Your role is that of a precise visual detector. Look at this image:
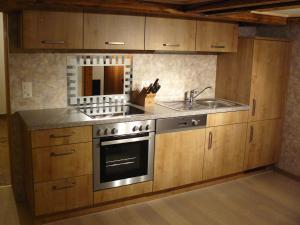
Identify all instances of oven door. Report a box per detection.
[93,132,155,191]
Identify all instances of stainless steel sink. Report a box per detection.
[158,99,240,111]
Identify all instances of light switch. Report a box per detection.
[22,82,32,98]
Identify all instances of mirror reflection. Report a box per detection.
[77,66,124,96]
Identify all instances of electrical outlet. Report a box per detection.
[22,82,32,98]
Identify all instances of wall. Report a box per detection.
[9,53,217,113]
[0,13,6,114]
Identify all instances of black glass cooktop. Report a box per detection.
[80,105,145,119]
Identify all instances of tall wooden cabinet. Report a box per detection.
[216,37,290,170]
[153,129,206,191]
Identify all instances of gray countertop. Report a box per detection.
[18,102,249,131]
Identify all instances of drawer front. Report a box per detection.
[94,181,153,204]
[33,142,92,182]
[207,111,249,127]
[34,175,93,216]
[31,126,92,148]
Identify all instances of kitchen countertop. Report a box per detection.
[18,102,249,131]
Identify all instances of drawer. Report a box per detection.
[34,175,93,216]
[94,181,153,204]
[31,126,92,148]
[33,142,92,182]
[207,111,249,127]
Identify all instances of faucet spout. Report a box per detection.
[186,86,213,104]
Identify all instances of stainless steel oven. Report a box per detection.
[93,120,155,191]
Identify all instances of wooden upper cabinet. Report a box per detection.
[22,10,83,49]
[244,119,282,170]
[145,17,196,51]
[250,39,290,121]
[196,21,238,52]
[84,14,145,50]
[153,129,205,191]
[203,123,247,180]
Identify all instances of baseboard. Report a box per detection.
[274,167,300,181]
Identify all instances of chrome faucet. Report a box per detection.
[186,86,213,104]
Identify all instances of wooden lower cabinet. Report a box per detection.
[203,123,247,180]
[153,129,206,191]
[94,181,153,204]
[244,119,282,170]
[34,175,93,216]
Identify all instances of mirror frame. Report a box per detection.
[67,54,133,106]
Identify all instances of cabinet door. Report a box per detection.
[203,123,247,180]
[153,129,205,191]
[245,119,282,170]
[196,21,238,52]
[23,10,83,49]
[250,40,290,121]
[145,17,196,51]
[84,14,145,50]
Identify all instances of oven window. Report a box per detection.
[100,136,149,183]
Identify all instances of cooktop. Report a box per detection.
[79,104,145,119]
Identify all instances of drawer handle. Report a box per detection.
[105,41,125,45]
[211,45,225,49]
[208,131,213,150]
[249,126,254,143]
[252,99,256,116]
[49,132,75,139]
[41,40,65,44]
[52,181,76,191]
[163,43,180,47]
[50,149,75,157]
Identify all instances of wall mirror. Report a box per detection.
[67,55,133,106]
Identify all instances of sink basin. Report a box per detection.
[158,99,240,111]
[196,99,238,108]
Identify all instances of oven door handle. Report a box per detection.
[101,136,151,146]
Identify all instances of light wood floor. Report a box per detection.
[1,171,300,225]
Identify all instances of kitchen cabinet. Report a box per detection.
[84,14,145,50]
[196,21,238,53]
[153,129,205,191]
[0,117,10,185]
[244,119,282,170]
[145,17,196,51]
[24,125,93,216]
[216,37,290,121]
[203,123,247,180]
[22,10,83,49]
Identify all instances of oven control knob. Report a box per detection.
[139,125,144,131]
[132,126,139,132]
[111,128,118,134]
[104,128,110,135]
[97,129,101,136]
[145,125,150,131]
[192,119,199,126]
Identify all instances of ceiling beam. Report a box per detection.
[184,0,300,14]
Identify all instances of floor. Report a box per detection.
[1,171,300,225]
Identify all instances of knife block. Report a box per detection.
[131,89,156,107]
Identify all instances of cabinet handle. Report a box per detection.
[105,41,125,45]
[208,131,213,150]
[52,181,76,191]
[249,126,254,143]
[0,138,7,143]
[211,45,225,49]
[41,40,65,44]
[163,43,180,47]
[252,99,256,116]
[49,132,75,139]
[50,149,75,157]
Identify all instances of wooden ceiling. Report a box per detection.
[2,0,300,25]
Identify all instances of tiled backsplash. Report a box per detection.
[9,53,217,112]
